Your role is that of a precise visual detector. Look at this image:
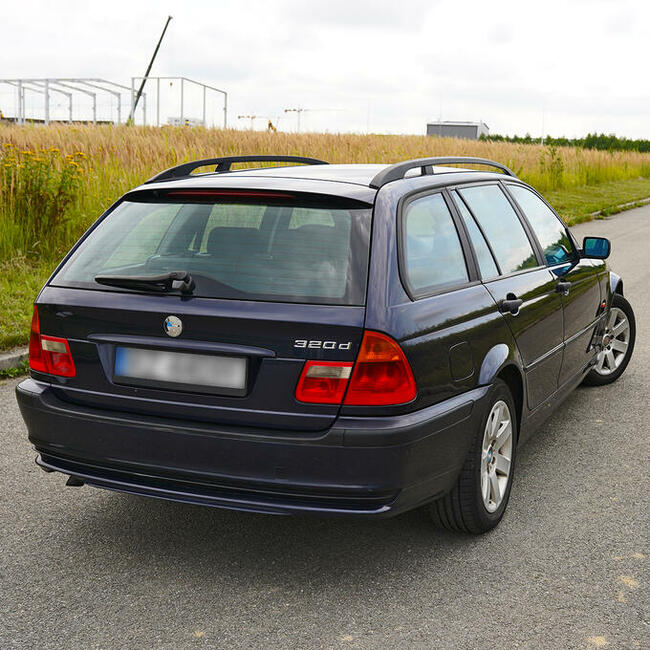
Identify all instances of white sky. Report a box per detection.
[1,0,648,137]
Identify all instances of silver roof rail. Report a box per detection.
[369,157,517,189]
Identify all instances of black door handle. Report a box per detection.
[556,281,572,295]
[500,295,524,315]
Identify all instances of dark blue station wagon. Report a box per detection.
[16,156,636,533]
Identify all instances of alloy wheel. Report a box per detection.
[594,307,630,376]
[481,400,513,513]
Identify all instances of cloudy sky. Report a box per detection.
[1,0,648,137]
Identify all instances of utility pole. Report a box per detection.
[128,15,172,123]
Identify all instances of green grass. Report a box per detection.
[0,359,29,379]
[545,177,650,224]
[0,258,52,350]
[1,177,649,352]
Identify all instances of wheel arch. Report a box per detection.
[496,364,524,441]
[610,271,623,296]
[478,343,524,439]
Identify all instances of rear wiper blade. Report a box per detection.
[94,271,195,294]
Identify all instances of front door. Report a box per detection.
[555,260,602,384]
[455,184,564,409]
[503,183,603,385]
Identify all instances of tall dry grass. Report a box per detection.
[1,123,650,260]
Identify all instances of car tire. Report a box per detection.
[583,293,636,387]
[430,379,517,535]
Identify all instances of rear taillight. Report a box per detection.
[28,306,47,373]
[295,331,416,406]
[344,331,416,406]
[295,361,353,404]
[28,306,76,377]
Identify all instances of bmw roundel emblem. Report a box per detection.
[164,315,183,338]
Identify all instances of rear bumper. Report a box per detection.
[16,378,488,517]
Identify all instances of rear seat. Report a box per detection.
[207,227,263,262]
[205,223,349,298]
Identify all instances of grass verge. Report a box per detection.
[545,177,650,224]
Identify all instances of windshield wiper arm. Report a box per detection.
[94,271,195,294]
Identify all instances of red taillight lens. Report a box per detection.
[295,361,353,404]
[28,306,47,373]
[41,336,76,377]
[28,306,76,377]
[344,331,416,406]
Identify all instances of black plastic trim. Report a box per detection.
[145,156,329,184]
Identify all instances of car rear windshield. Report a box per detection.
[52,195,372,305]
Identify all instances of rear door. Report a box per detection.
[454,184,564,410]
[38,190,373,432]
[504,183,602,384]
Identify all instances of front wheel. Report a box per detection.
[583,293,635,386]
[430,379,517,534]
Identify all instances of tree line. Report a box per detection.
[480,132,650,153]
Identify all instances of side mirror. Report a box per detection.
[582,236,611,260]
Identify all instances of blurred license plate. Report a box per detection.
[114,347,247,393]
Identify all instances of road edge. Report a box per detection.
[0,348,28,372]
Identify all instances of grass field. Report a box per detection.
[1,123,650,351]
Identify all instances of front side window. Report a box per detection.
[458,185,538,275]
[507,184,575,266]
[403,193,468,294]
[52,197,371,305]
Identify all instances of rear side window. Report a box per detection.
[402,193,469,295]
[452,191,500,280]
[507,184,575,266]
[458,185,538,275]
[53,197,372,306]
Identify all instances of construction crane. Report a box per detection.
[283,107,343,133]
[237,114,270,130]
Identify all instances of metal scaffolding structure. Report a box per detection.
[0,77,228,127]
[130,76,227,128]
[0,78,138,125]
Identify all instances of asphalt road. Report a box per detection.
[1,207,648,650]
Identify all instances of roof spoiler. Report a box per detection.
[369,157,517,189]
[145,155,329,184]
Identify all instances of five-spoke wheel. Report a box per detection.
[480,400,513,513]
[584,293,636,386]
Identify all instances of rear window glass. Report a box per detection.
[452,191,500,280]
[52,198,372,305]
[458,185,538,275]
[403,193,469,294]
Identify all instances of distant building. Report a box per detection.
[167,116,205,128]
[427,121,490,140]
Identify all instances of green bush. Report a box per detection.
[0,144,85,259]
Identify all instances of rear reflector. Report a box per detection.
[344,331,416,406]
[28,305,76,377]
[295,361,353,404]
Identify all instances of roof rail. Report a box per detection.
[369,157,516,189]
[145,155,328,184]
